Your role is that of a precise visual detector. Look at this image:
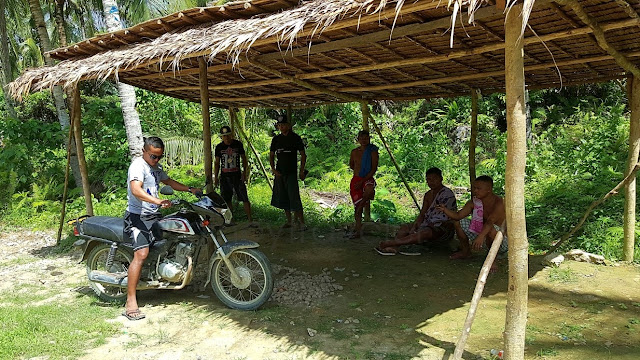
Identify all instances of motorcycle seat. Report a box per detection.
[80,216,125,243]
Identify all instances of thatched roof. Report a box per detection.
[9,0,640,108]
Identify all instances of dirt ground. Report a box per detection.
[2,224,640,360]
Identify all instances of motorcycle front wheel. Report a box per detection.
[86,243,132,303]
[211,248,273,310]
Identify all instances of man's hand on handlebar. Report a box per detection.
[160,199,172,208]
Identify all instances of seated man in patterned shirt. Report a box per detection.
[375,167,457,255]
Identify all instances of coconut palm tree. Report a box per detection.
[27,0,83,187]
[0,0,17,118]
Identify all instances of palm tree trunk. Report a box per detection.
[28,0,83,188]
[102,0,143,159]
[0,0,17,119]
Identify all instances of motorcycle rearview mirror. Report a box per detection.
[160,186,174,195]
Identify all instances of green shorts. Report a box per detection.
[271,172,303,211]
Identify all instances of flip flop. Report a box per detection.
[281,223,292,229]
[398,249,421,256]
[122,308,146,321]
[374,246,397,256]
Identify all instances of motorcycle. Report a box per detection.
[71,186,273,310]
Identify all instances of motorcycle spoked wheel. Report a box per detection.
[211,248,274,310]
[85,243,132,303]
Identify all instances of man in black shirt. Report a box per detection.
[214,126,254,223]
[269,115,307,229]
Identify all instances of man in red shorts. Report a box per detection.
[348,130,379,238]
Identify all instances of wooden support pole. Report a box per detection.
[71,85,93,216]
[453,226,506,359]
[230,108,273,191]
[504,5,528,359]
[367,111,421,211]
[360,102,370,131]
[469,89,479,186]
[624,76,640,261]
[199,58,214,194]
[286,105,293,126]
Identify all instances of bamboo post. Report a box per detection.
[199,57,214,194]
[624,76,640,261]
[360,101,370,131]
[71,85,93,216]
[56,107,75,244]
[452,226,506,359]
[230,108,273,190]
[504,5,528,359]
[360,102,371,221]
[286,105,293,126]
[469,89,479,186]
[367,111,421,210]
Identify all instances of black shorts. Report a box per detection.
[270,172,303,211]
[220,172,250,203]
[123,211,162,252]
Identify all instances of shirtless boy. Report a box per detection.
[436,175,507,272]
[348,130,378,238]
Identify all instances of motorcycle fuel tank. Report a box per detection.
[158,217,195,235]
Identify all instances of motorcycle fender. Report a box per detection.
[204,240,259,288]
[79,238,116,263]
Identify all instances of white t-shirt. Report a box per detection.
[126,157,169,215]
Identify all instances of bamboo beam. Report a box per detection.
[554,0,640,78]
[71,85,93,216]
[469,89,479,186]
[624,76,640,261]
[210,90,319,102]
[230,107,273,190]
[199,58,214,194]
[124,15,640,84]
[503,5,528,360]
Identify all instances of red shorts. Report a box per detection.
[350,176,376,206]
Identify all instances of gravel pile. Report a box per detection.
[270,264,343,306]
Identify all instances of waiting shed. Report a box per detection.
[9,1,640,358]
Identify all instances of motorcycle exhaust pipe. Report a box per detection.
[89,270,128,287]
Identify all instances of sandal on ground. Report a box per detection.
[281,223,292,229]
[344,231,360,239]
[398,245,422,256]
[298,224,309,232]
[122,308,146,321]
[374,246,397,256]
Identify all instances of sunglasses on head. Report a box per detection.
[149,153,164,160]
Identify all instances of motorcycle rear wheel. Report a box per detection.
[211,248,273,310]
[86,243,132,303]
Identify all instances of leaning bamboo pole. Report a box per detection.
[230,108,273,190]
[624,76,640,261]
[469,89,479,186]
[71,85,93,216]
[367,111,421,210]
[56,106,76,244]
[503,5,528,359]
[360,101,370,131]
[452,225,506,359]
[199,58,214,194]
[548,161,640,253]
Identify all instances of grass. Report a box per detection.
[0,291,120,359]
[548,266,578,283]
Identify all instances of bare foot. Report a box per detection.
[449,251,472,260]
[347,231,360,239]
[489,262,499,274]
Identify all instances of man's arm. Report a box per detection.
[162,178,200,195]
[241,154,249,183]
[438,200,473,221]
[298,149,307,180]
[269,151,280,177]
[411,192,431,230]
[349,149,356,171]
[213,156,221,187]
[130,180,170,208]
